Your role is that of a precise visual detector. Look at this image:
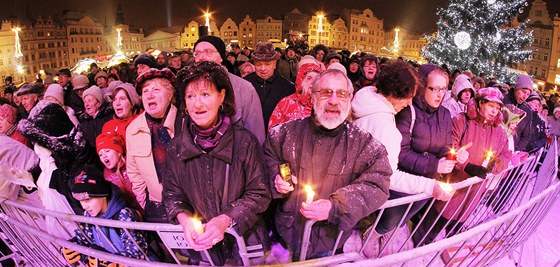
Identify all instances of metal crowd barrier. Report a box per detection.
[0,140,557,266]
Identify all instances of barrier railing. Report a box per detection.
[0,140,557,266]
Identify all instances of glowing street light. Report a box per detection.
[204,12,211,34]
[317,12,324,44]
[392,27,400,54]
[16,65,24,74]
[116,28,123,52]
[12,27,23,58]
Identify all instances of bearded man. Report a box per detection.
[264,69,391,259]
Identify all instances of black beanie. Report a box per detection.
[134,53,158,68]
[195,35,226,61]
[71,165,111,201]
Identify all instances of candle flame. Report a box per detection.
[191,218,203,234]
[449,148,456,154]
[486,151,493,157]
[440,182,454,193]
[304,185,314,194]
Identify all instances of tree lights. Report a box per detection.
[422,0,533,82]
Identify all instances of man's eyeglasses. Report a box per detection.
[193,49,218,58]
[428,86,447,93]
[315,89,352,100]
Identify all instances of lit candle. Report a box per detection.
[191,218,204,235]
[481,151,493,168]
[447,148,457,160]
[439,182,454,194]
[304,185,315,204]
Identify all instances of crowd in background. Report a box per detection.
[0,35,557,265]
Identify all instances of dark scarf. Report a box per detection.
[146,112,172,183]
[188,114,231,151]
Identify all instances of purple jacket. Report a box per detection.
[396,95,453,179]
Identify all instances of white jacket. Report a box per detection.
[352,86,435,195]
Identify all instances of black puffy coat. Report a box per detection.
[396,95,453,179]
[78,102,114,152]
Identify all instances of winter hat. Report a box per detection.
[43,84,65,105]
[114,82,141,107]
[134,53,158,68]
[44,75,54,85]
[135,68,175,94]
[0,104,16,125]
[526,91,541,102]
[18,100,81,155]
[82,86,105,104]
[477,87,504,105]
[515,74,533,91]
[94,71,108,81]
[16,83,42,96]
[327,62,347,75]
[251,42,279,62]
[554,106,560,115]
[325,51,342,63]
[298,55,321,69]
[72,75,90,90]
[96,132,125,154]
[452,74,474,98]
[71,165,111,201]
[56,68,72,77]
[194,35,226,61]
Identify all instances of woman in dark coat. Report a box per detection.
[163,61,271,265]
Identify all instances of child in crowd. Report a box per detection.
[96,132,142,212]
[62,165,149,266]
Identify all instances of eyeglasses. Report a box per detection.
[193,49,218,58]
[315,89,352,100]
[428,86,447,93]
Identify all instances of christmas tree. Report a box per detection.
[422,0,533,82]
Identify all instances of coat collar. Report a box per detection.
[176,117,234,164]
[129,105,177,138]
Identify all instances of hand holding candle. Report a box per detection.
[447,148,457,160]
[191,218,204,235]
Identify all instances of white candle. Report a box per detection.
[191,218,204,235]
[481,151,493,168]
[304,185,315,204]
[440,182,454,193]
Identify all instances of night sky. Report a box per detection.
[1,0,560,35]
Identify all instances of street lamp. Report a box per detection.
[317,12,324,45]
[204,12,211,34]
[116,28,123,53]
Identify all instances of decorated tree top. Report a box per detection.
[422,0,533,82]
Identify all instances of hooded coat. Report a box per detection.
[352,86,436,195]
[71,187,148,262]
[503,90,543,152]
[264,116,391,259]
[268,63,322,130]
[441,74,474,118]
[396,95,453,179]
[435,99,511,222]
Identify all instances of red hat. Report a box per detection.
[0,104,16,125]
[478,87,504,105]
[95,132,125,154]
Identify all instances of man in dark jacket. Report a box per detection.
[57,68,85,119]
[503,74,544,153]
[245,42,295,132]
[264,69,391,259]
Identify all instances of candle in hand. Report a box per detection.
[439,182,454,193]
[447,148,457,160]
[304,185,315,204]
[481,150,493,168]
[191,218,204,235]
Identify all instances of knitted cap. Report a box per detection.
[0,104,16,125]
[526,91,541,102]
[72,75,90,90]
[327,62,347,75]
[114,82,141,107]
[44,84,65,105]
[71,165,111,201]
[134,53,158,68]
[478,87,503,105]
[194,35,226,61]
[515,74,533,91]
[82,86,105,104]
[96,132,125,154]
[251,42,279,61]
[94,71,108,81]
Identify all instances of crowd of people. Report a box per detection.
[0,34,556,265]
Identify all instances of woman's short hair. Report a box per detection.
[376,60,421,99]
[176,61,236,118]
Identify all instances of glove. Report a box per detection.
[464,163,488,179]
[62,247,82,265]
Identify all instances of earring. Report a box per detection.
[184,107,189,116]
[219,104,224,111]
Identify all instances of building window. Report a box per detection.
[536,10,542,17]
[544,53,549,61]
